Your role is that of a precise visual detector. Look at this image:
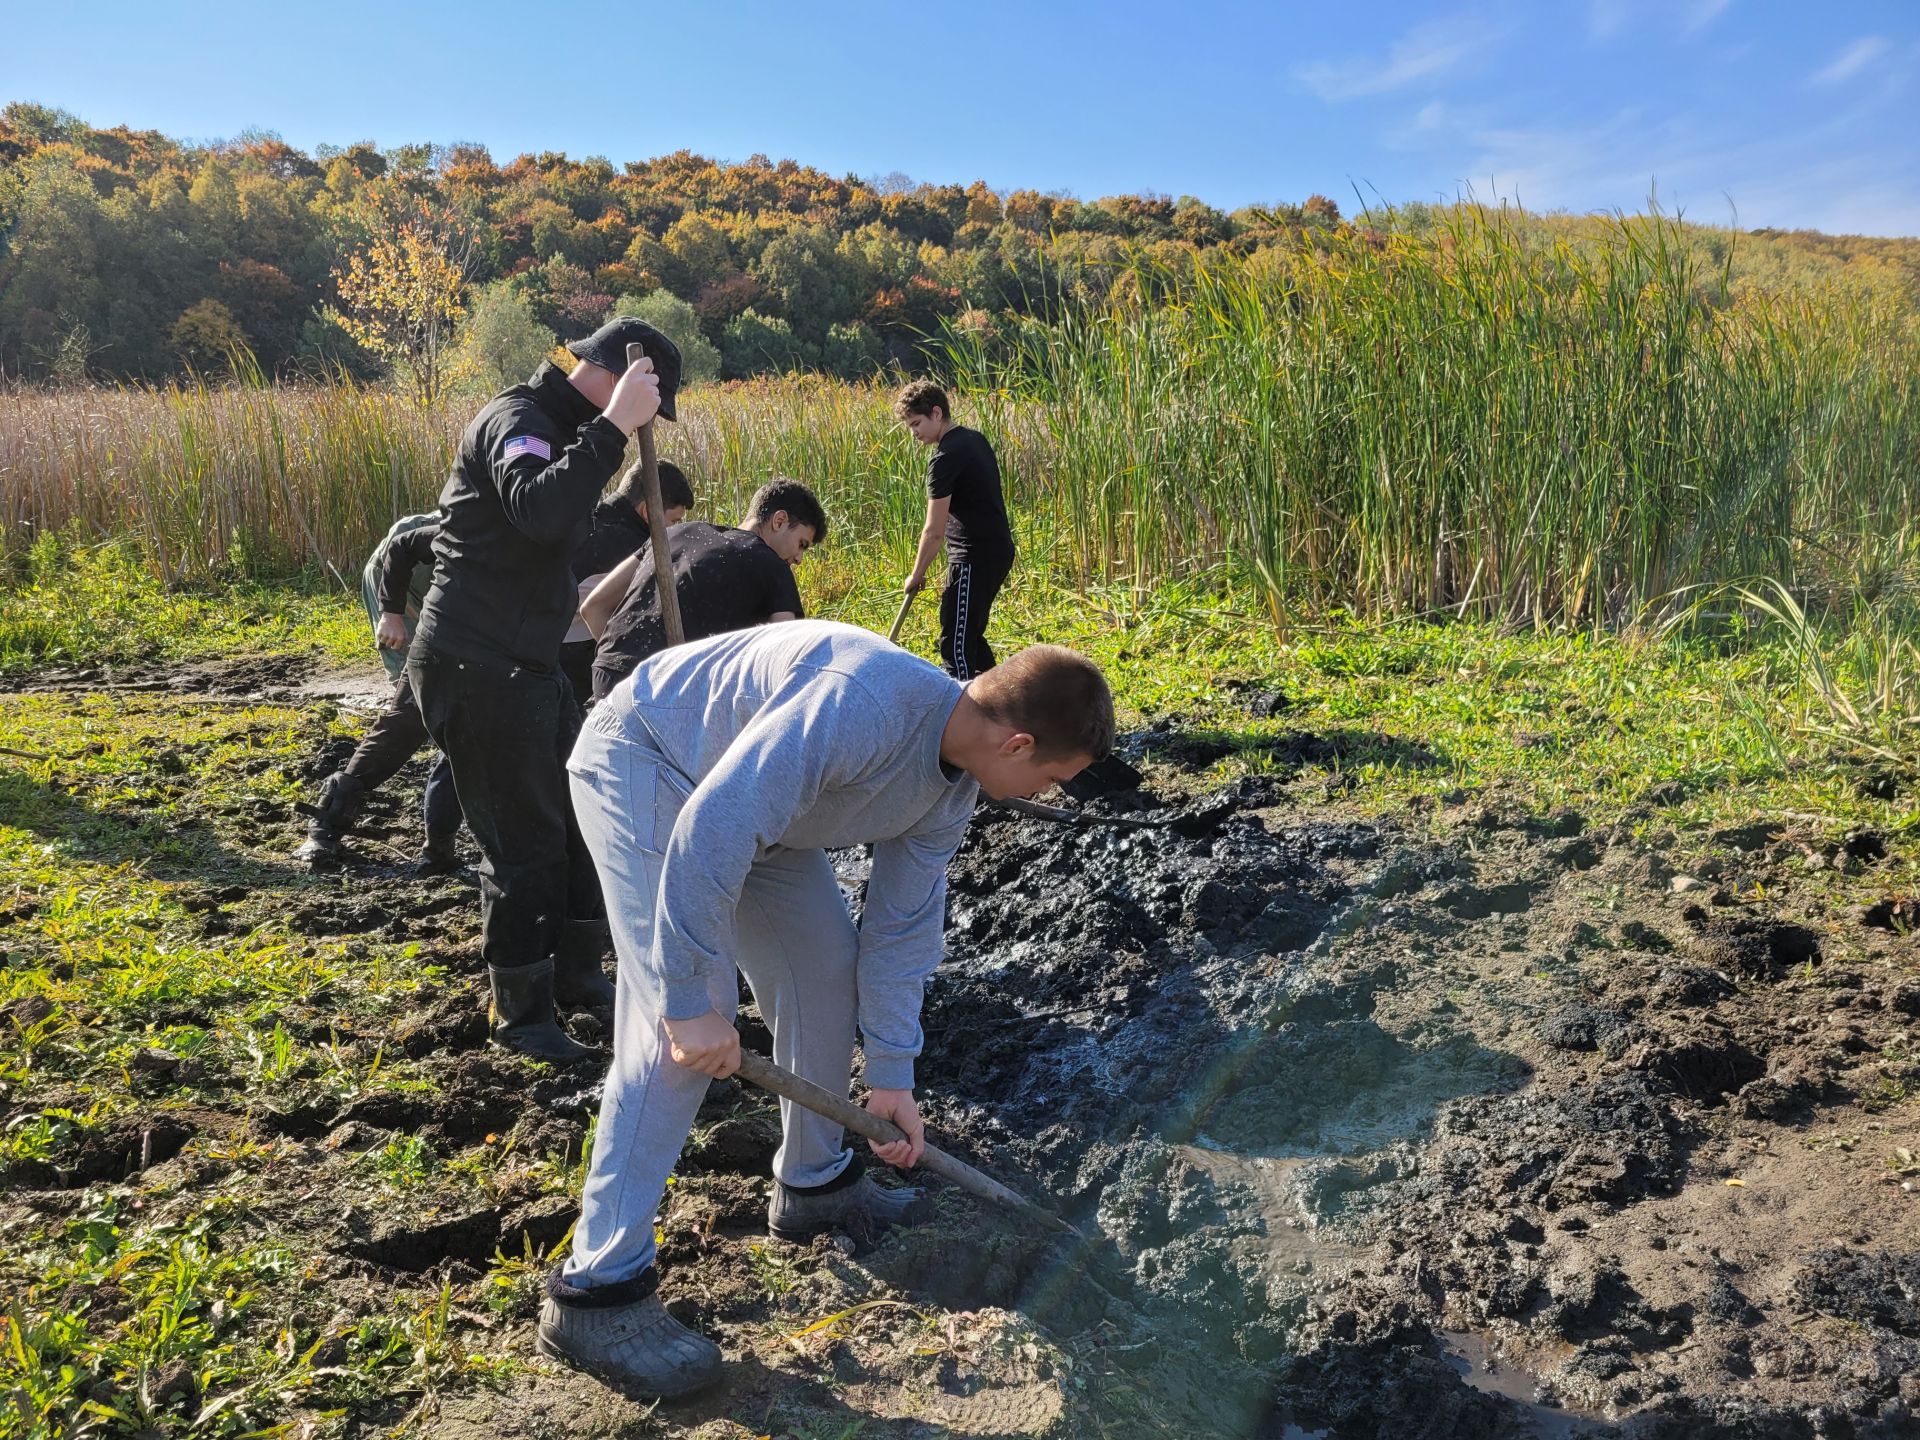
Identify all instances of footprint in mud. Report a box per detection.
[1439,879,1540,920]
[1,1111,199,1189]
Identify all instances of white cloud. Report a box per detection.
[1590,0,1729,41]
[1809,36,1890,87]
[1295,16,1501,101]
[1682,0,1732,35]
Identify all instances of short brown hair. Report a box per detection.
[892,379,951,421]
[970,646,1115,761]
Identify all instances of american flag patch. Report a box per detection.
[501,434,552,463]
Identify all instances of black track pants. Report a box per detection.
[341,673,463,835]
[408,649,600,970]
[937,551,1013,681]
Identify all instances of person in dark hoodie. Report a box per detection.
[407,318,681,1062]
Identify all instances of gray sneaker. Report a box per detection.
[536,1270,721,1399]
[768,1165,924,1244]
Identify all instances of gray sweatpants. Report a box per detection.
[562,709,857,1287]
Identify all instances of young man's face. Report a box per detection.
[761,513,818,567]
[971,741,1092,803]
[902,407,945,446]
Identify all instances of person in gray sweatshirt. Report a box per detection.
[537,618,1114,1397]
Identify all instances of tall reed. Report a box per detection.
[948,205,1920,628]
[3,205,1914,632]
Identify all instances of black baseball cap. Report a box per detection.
[566,318,683,421]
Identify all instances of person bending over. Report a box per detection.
[295,513,463,871]
[537,620,1114,1397]
[581,477,825,702]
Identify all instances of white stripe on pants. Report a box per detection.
[562,714,857,1286]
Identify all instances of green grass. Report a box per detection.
[2,540,1917,1438]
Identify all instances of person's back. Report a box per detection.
[359,512,440,682]
[588,478,826,700]
[593,522,801,698]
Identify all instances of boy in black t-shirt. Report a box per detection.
[580,478,825,700]
[895,381,1015,679]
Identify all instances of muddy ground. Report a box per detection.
[4,661,1919,1439]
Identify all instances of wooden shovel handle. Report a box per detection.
[625,341,685,648]
[731,1050,1079,1237]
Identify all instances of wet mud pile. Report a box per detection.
[884,739,1920,1438]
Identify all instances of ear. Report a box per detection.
[769,510,791,533]
[995,731,1036,760]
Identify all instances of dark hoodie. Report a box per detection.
[410,362,628,670]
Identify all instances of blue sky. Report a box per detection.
[4,1,1916,235]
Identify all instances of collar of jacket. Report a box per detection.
[529,360,604,433]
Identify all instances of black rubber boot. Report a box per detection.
[294,772,366,865]
[488,959,595,1062]
[536,1268,721,1398]
[554,919,617,1009]
[768,1159,925,1243]
[413,828,461,877]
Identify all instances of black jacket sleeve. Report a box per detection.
[486,412,630,546]
[376,524,441,614]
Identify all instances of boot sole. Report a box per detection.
[534,1328,722,1399]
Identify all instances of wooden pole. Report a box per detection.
[732,1050,1080,1238]
[625,341,685,648]
[886,591,916,645]
[998,796,1171,831]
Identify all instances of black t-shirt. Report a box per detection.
[592,522,805,699]
[927,425,1013,561]
[572,497,652,583]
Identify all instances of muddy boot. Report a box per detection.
[488,959,594,1063]
[768,1160,924,1243]
[536,1268,721,1398]
[554,919,617,1009]
[293,772,366,865]
[413,828,461,877]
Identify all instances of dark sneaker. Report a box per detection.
[536,1269,721,1399]
[768,1164,924,1243]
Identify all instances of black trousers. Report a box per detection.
[557,639,597,712]
[408,648,601,970]
[342,673,462,835]
[938,551,1014,681]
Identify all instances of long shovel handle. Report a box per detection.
[625,341,685,648]
[731,1050,1079,1238]
[999,796,1172,831]
[886,590,917,645]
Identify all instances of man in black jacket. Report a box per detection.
[408,319,680,1062]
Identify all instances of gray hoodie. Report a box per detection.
[580,619,979,1090]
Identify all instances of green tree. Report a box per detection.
[452,280,556,393]
[819,320,884,379]
[720,308,811,378]
[609,290,720,385]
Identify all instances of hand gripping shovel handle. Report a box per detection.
[886,590,916,645]
[731,1049,1080,1238]
[625,341,685,648]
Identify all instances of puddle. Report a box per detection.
[1441,1331,1609,1439]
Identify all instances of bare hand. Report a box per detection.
[663,1010,740,1078]
[864,1087,925,1168]
[604,357,662,434]
[373,612,408,650]
[902,573,926,597]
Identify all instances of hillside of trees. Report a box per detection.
[3,100,1916,393]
